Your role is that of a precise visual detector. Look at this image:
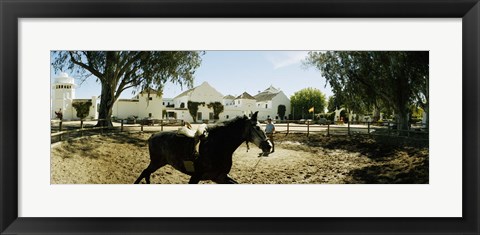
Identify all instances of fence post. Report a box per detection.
[307,121,310,137]
[327,123,330,136]
[348,121,351,136]
[141,122,144,132]
[59,121,63,141]
[161,120,164,131]
[80,119,84,137]
[121,120,124,132]
[286,120,289,135]
[367,122,370,135]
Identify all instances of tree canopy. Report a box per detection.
[72,101,92,120]
[207,102,224,120]
[51,51,203,126]
[304,51,428,130]
[277,104,286,120]
[187,101,205,123]
[290,88,327,120]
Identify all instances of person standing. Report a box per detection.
[265,118,275,153]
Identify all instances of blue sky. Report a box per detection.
[50,51,333,100]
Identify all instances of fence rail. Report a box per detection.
[273,120,428,140]
[50,118,187,143]
[51,119,428,143]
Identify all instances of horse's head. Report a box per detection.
[244,111,272,155]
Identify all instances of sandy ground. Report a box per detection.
[51,132,428,184]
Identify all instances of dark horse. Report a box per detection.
[134,111,272,184]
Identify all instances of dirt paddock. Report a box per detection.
[51,132,428,184]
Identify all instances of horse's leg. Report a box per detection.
[226,175,238,184]
[213,175,238,184]
[188,173,201,184]
[134,161,164,184]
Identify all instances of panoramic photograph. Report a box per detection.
[50,51,429,184]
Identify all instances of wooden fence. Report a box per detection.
[51,118,428,143]
[50,118,184,143]
[271,120,428,140]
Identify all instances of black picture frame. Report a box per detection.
[1,0,478,234]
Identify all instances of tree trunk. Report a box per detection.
[96,82,115,127]
[397,108,409,131]
[395,57,411,132]
[373,107,380,122]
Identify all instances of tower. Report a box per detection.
[51,73,76,120]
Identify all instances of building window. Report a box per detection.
[197,112,202,121]
[180,103,185,108]
[149,113,152,118]
[209,112,214,120]
[265,104,268,109]
[162,102,165,105]
[149,97,153,100]
[226,115,229,119]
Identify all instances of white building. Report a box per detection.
[168,82,224,122]
[166,83,291,123]
[51,73,98,120]
[233,92,256,109]
[112,88,164,120]
[253,86,291,120]
[52,73,292,123]
[222,95,235,106]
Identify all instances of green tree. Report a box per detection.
[207,102,224,120]
[51,51,203,127]
[187,101,204,123]
[304,51,428,130]
[72,101,92,120]
[327,96,336,113]
[290,88,327,120]
[277,105,286,120]
[162,109,167,119]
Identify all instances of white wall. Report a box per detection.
[51,84,75,120]
[90,97,98,119]
[174,96,189,109]
[138,93,163,119]
[174,110,190,121]
[113,100,139,119]
[189,82,223,103]
[222,108,248,121]
[271,92,291,119]
[223,98,234,106]
[162,98,174,107]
